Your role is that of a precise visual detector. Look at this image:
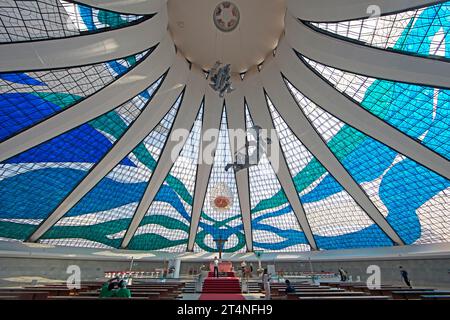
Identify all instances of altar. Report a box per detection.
[209,261,233,273]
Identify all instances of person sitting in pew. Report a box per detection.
[285,280,296,294]
[115,280,131,298]
[100,282,114,298]
[399,266,412,288]
[100,277,120,298]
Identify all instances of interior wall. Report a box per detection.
[1,256,449,289]
[275,258,450,289]
[0,257,165,287]
[180,258,450,289]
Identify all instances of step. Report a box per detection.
[202,277,241,294]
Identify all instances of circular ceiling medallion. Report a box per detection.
[168,0,286,73]
[213,1,240,32]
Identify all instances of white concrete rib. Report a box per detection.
[225,79,253,252]
[26,53,190,242]
[275,38,450,180]
[0,7,167,72]
[285,14,450,89]
[187,87,224,251]
[0,34,175,163]
[121,67,206,248]
[73,0,167,15]
[288,0,444,22]
[244,70,319,250]
[259,60,405,246]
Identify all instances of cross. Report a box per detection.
[213,237,227,260]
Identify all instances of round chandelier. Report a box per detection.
[210,183,234,212]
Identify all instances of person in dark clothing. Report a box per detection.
[213,256,220,278]
[115,279,132,298]
[100,277,120,298]
[107,276,120,291]
[285,280,296,294]
[399,266,412,288]
[338,268,347,282]
[100,282,113,298]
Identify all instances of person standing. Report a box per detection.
[262,268,272,300]
[285,279,296,294]
[240,261,247,278]
[338,268,347,282]
[399,266,412,288]
[213,256,220,278]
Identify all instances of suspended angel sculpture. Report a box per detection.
[225,125,272,173]
[209,61,234,97]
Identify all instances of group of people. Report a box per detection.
[260,269,296,300]
[99,276,131,298]
[338,266,412,288]
[240,261,254,280]
[211,257,256,279]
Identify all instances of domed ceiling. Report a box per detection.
[0,0,449,253]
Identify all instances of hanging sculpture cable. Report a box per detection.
[225,125,272,172]
[208,62,234,98]
[208,8,235,98]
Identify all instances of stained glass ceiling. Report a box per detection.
[0,0,449,253]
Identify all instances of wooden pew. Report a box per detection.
[125,286,182,298]
[79,291,160,300]
[128,284,183,292]
[277,288,344,294]
[392,290,450,300]
[131,288,172,298]
[19,287,76,296]
[351,285,409,292]
[287,291,368,300]
[48,296,150,301]
[0,296,19,300]
[0,290,49,300]
[35,281,185,300]
[320,282,365,288]
[421,295,450,300]
[364,287,434,296]
[298,296,390,301]
[79,288,172,300]
[271,285,331,296]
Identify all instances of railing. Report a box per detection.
[104,269,172,279]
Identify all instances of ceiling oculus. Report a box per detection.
[213,1,240,32]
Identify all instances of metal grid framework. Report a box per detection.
[193,107,246,253]
[301,56,450,161]
[286,80,450,246]
[38,78,165,248]
[0,50,150,141]
[267,94,393,249]
[39,91,182,248]
[0,77,163,242]
[246,106,310,252]
[0,0,144,43]
[0,0,449,253]
[310,2,450,58]
[128,105,204,252]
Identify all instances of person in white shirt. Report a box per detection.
[262,268,271,300]
[213,256,220,278]
[240,261,247,278]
